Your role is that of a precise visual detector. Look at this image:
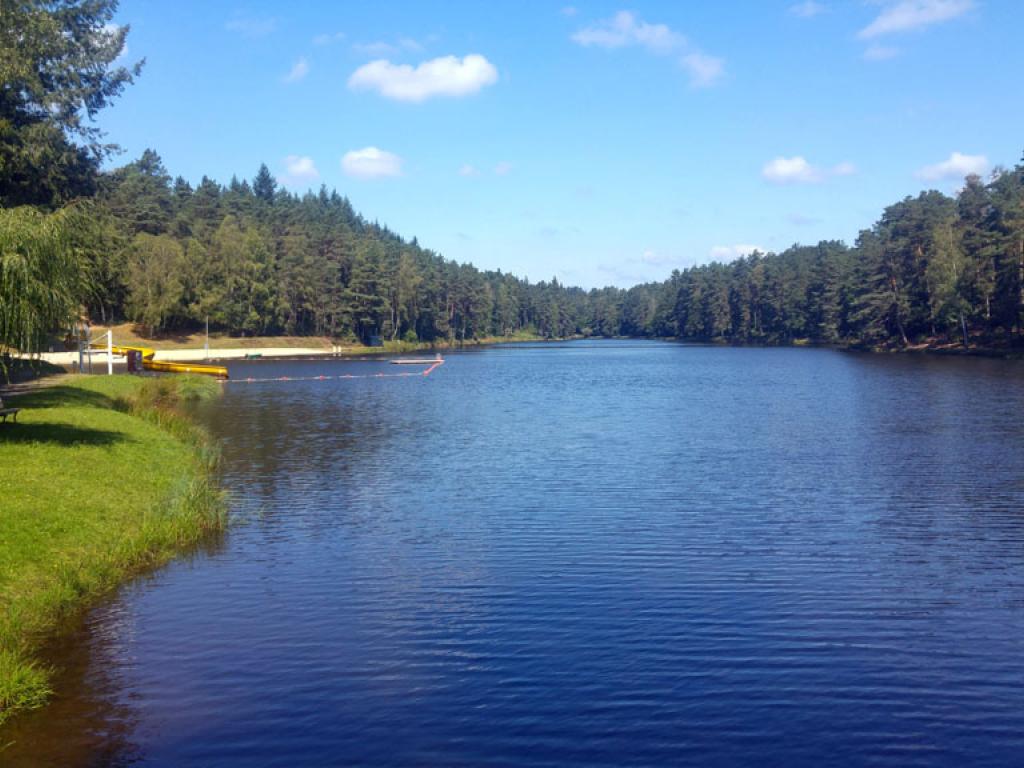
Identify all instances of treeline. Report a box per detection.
[86,152,1024,349]
[82,152,587,343]
[641,171,1024,347]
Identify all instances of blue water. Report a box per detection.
[6,341,1024,766]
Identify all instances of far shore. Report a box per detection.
[18,329,1024,371]
[21,326,548,368]
[33,346,338,366]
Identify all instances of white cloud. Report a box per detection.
[915,151,988,181]
[789,1,826,17]
[681,52,725,88]
[572,10,683,53]
[762,156,856,184]
[711,244,764,259]
[282,57,309,83]
[762,156,819,183]
[313,31,345,46]
[341,147,403,179]
[572,11,724,88]
[859,0,973,39]
[280,155,319,186]
[863,44,900,60]
[494,161,513,176]
[225,15,276,38]
[458,164,479,177]
[561,6,578,17]
[348,54,498,103]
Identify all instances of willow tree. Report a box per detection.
[0,206,89,364]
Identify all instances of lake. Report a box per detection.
[5,340,1024,766]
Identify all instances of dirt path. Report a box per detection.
[0,372,72,397]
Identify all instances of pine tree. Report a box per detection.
[0,0,142,206]
[253,163,276,203]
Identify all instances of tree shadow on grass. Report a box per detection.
[10,386,118,412]
[0,357,66,388]
[0,422,127,446]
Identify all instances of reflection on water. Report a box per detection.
[2,537,227,767]
[5,343,1024,766]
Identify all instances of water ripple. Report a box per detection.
[5,343,1024,767]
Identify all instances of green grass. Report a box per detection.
[0,374,225,727]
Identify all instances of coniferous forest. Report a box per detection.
[2,1,1023,353]
[14,149,1023,351]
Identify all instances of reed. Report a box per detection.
[0,374,226,727]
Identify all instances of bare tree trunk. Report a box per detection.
[889,276,908,346]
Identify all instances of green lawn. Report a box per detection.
[0,374,225,726]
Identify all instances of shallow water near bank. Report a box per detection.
[5,340,1024,766]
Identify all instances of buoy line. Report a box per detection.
[220,359,444,384]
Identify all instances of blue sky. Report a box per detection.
[101,1,1023,288]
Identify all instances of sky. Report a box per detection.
[100,0,1024,289]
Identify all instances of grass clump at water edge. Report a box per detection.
[0,374,226,727]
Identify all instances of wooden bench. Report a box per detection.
[0,396,20,424]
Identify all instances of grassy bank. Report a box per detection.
[0,374,225,726]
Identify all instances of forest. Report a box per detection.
[80,156,1024,349]
[16,147,1023,351]
[3,1,1024,354]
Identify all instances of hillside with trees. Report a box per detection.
[63,150,1024,352]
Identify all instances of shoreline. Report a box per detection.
[23,332,549,368]
[18,333,1024,374]
[0,375,226,728]
[661,336,1024,359]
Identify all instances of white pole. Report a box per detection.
[77,323,84,373]
[86,324,93,374]
[107,329,113,375]
[205,316,210,360]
